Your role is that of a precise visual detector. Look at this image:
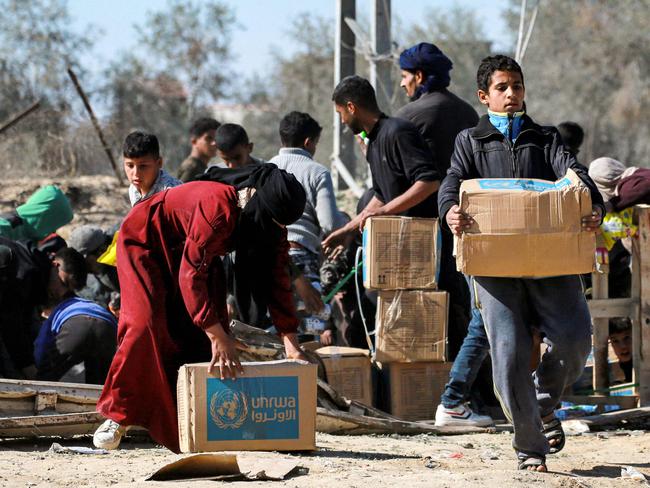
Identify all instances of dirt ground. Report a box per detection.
[0,430,649,487]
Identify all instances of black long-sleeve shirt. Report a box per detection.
[366,114,440,218]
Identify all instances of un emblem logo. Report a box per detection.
[209,390,249,429]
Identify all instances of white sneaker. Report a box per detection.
[93,419,128,449]
[434,403,494,427]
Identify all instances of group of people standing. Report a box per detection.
[1,39,644,474]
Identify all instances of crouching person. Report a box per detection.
[93,164,307,453]
[438,55,604,472]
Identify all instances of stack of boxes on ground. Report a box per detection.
[365,217,449,421]
[317,216,449,421]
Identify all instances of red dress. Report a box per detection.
[97,181,298,453]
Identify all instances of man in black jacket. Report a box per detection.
[438,55,603,472]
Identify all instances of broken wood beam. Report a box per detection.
[316,407,489,436]
[0,100,41,136]
[66,66,124,185]
[579,406,650,427]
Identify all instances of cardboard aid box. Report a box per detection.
[177,360,317,453]
[316,346,373,405]
[362,216,440,290]
[375,290,448,363]
[456,169,595,277]
[378,362,451,421]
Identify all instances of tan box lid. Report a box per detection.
[456,169,595,277]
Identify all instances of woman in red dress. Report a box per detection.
[94,164,306,452]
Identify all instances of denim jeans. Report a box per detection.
[440,275,490,408]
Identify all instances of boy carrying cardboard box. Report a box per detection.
[438,55,604,472]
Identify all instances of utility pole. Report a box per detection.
[332,0,358,191]
[370,0,392,114]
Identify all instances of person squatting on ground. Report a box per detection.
[0,239,87,379]
[124,131,182,207]
[438,55,604,472]
[33,249,117,385]
[177,117,221,183]
[93,163,307,453]
[0,185,73,244]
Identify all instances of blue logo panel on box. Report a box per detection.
[478,177,571,192]
[206,376,299,441]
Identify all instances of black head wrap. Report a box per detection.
[201,164,306,327]
[399,42,453,100]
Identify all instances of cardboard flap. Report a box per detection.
[146,454,304,482]
[146,454,241,481]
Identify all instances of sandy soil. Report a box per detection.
[0,430,648,487]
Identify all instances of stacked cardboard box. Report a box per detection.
[316,346,373,405]
[363,217,450,421]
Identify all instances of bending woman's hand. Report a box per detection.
[204,324,248,379]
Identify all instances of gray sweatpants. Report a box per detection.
[474,275,591,457]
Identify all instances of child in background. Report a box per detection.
[123,131,181,207]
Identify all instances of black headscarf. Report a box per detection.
[201,164,306,328]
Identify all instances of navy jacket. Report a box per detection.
[438,114,605,225]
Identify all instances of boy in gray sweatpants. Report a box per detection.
[438,55,604,472]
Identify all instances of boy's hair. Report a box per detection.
[332,75,379,112]
[609,317,632,335]
[215,123,250,152]
[190,117,221,139]
[476,55,524,92]
[557,122,585,151]
[54,247,87,291]
[279,111,322,147]
[123,131,160,159]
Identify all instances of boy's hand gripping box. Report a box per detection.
[456,169,595,277]
[362,216,440,290]
[177,360,317,452]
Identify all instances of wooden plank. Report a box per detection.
[636,207,650,405]
[579,406,650,427]
[592,271,610,395]
[0,378,102,398]
[562,395,638,412]
[316,407,489,436]
[0,412,103,438]
[588,298,639,318]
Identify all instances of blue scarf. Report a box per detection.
[488,110,525,141]
[33,297,117,368]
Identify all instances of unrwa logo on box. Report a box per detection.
[206,376,300,441]
[210,389,249,429]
